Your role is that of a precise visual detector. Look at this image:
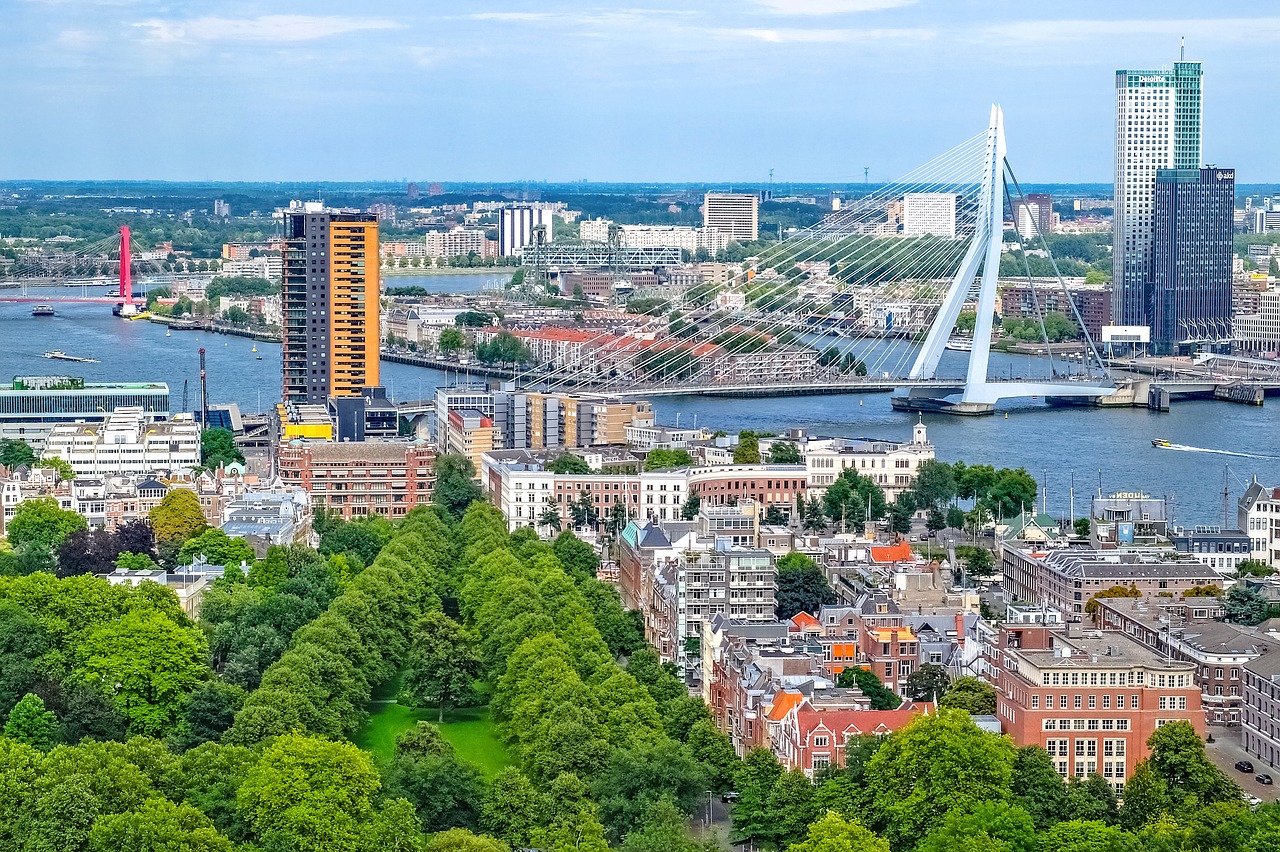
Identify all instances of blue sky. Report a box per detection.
[2,0,1277,183]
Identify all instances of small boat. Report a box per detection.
[251,344,257,353]
[31,304,55,317]
[166,328,171,337]
[1152,439,1172,448]
[42,350,98,363]
[945,337,974,352]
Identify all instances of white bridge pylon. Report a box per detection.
[897,105,1116,413]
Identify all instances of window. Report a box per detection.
[814,736,829,747]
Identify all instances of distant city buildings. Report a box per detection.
[43,407,200,477]
[703,193,759,242]
[1012,192,1054,238]
[1112,57,1203,328]
[1000,281,1113,341]
[281,203,380,405]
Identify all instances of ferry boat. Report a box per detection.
[945,337,974,352]
[1151,439,1172,448]
[31,304,56,317]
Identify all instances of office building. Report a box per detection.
[498,206,556,256]
[1112,58,1203,327]
[1242,653,1280,771]
[985,622,1203,789]
[1013,192,1054,238]
[43,407,201,477]
[703,193,759,242]
[0,376,169,450]
[902,192,958,239]
[282,203,380,405]
[277,439,435,520]
[1000,281,1113,341]
[1149,167,1234,351]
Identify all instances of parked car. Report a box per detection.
[1257,774,1273,786]
[1237,760,1255,773]
[721,791,740,803]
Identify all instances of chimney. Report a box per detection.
[955,611,966,649]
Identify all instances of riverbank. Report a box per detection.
[381,267,517,276]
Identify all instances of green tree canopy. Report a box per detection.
[644,449,693,471]
[938,676,998,715]
[434,454,483,520]
[775,552,836,620]
[6,497,87,553]
[149,489,208,547]
[3,692,59,750]
[200,428,244,468]
[401,612,482,722]
[178,528,255,569]
[548,453,591,475]
[835,667,901,711]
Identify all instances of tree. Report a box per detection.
[863,710,1016,848]
[438,327,466,355]
[3,692,59,750]
[1118,761,1169,829]
[904,663,951,702]
[179,528,255,569]
[1074,517,1091,538]
[569,491,600,530]
[149,489,208,550]
[592,740,705,843]
[823,470,886,531]
[913,460,957,510]
[73,609,209,736]
[1235,559,1275,578]
[171,681,246,751]
[426,829,509,852]
[116,551,160,571]
[434,454,483,520]
[89,797,234,852]
[1011,746,1069,831]
[57,526,119,576]
[775,552,836,619]
[236,733,381,852]
[481,768,544,848]
[620,796,700,852]
[768,440,801,464]
[6,496,87,552]
[0,438,36,469]
[680,493,701,520]
[200,428,244,468]
[553,530,599,583]
[964,547,995,579]
[786,811,890,852]
[925,508,946,533]
[401,613,481,722]
[734,431,761,464]
[385,729,486,833]
[1082,584,1141,615]
[644,449,693,471]
[938,676,997,715]
[40,455,75,482]
[1223,585,1271,625]
[1145,720,1239,807]
[915,801,1037,852]
[1065,774,1118,824]
[946,507,965,529]
[836,667,900,710]
[538,500,562,532]
[549,453,591,475]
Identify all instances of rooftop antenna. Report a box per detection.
[768,168,774,201]
[864,167,870,184]
[1180,36,1185,61]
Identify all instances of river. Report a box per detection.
[1,292,1274,526]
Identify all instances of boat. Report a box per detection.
[125,311,151,321]
[945,337,974,352]
[251,344,257,353]
[31,304,55,317]
[1152,439,1172,448]
[42,350,98,363]
[165,328,171,337]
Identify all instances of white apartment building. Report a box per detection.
[498,206,556,256]
[763,421,934,500]
[703,193,759,242]
[580,218,613,242]
[902,193,957,239]
[1240,479,1280,567]
[1232,290,1280,355]
[43,407,201,477]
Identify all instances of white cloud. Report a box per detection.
[718,25,931,43]
[135,14,401,44]
[754,0,915,15]
[983,17,1280,44]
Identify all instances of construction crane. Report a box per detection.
[199,347,209,427]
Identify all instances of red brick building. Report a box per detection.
[771,697,932,777]
[277,440,435,520]
[985,623,1203,789]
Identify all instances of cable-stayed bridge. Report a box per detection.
[503,106,1118,415]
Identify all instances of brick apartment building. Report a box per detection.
[277,439,435,520]
[985,622,1203,789]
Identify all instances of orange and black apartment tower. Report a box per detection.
[282,206,380,404]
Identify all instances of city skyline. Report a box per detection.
[4,0,1280,183]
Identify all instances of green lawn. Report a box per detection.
[355,700,511,778]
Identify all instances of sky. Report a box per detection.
[2,0,1277,184]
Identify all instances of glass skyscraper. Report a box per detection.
[1149,167,1235,351]
[1112,59,1203,328]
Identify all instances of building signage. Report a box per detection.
[1216,171,1234,181]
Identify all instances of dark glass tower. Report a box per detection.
[1148,167,1234,352]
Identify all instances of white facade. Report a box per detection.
[902,193,957,239]
[43,407,201,477]
[703,193,759,242]
[1240,480,1280,567]
[771,420,934,500]
[498,206,556,256]
[580,218,613,242]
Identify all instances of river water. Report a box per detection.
[1,285,1275,526]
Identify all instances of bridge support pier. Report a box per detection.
[890,396,995,416]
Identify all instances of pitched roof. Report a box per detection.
[789,612,821,632]
[870,541,914,563]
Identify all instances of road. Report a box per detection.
[1205,730,1279,801]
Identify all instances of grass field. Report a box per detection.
[356,701,511,778]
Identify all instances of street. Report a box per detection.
[1205,731,1279,802]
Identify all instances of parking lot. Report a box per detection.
[1205,732,1278,801]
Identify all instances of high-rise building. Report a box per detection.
[498,206,555,256]
[1148,167,1234,351]
[1112,59,1203,327]
[703,193,759,242]
[282,203,380,405]
[902,192,957,238]
[1013,192,1053,239]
